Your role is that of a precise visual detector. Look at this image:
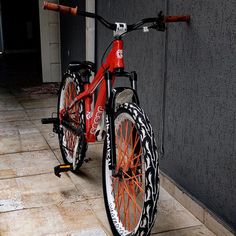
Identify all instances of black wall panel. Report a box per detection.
[163,0,236,230]
[60,0,85,73]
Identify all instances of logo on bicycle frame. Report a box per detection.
[90,106,104,134]
[86,111,92,120]
[116,49,123,59]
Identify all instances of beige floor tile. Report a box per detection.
[31,119,55,133]
[53,148,64,163]
[20,97,57,109]
[152,225,216,236]
[84,143,103,168]
[0,201,105,236]
[0,121,50,155]
[68,166,103,200]
[42,131,59,150]
[158,188,186,214]
[0,98,24,111]
[25,107,57,121]
[0,150,59,179]
[0,120,34,131]
[0,128,49,155]
[0,173,84,212]
[152,188,202,234]
[87,197,112,236]
[20,130,50,152]
[43,228,108,236]
[0,110,29,122]
[15,93,57,100]
[204,212,234,236]
[53,142,103,169]
[160,172,175,196]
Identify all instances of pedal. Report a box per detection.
[54,164,72,178]
[41,117,58,124]
[41,118,60,134]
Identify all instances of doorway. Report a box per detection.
[0,0,42,87]
[0,0,3,54]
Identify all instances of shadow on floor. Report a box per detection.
[0,52,61,96]
[0,52,42,88]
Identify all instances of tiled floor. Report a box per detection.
[0,86,216,235]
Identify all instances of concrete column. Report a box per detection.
[85,0,95,62]
[39,0,61,82]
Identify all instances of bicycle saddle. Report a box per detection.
[68,61,95,72]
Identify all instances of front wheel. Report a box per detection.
[103,103,159,236]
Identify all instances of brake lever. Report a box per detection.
[150,11,166,32]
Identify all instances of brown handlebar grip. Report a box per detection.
[43,1,78,16]
[164,16,190,23]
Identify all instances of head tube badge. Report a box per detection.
[116,49,123,59]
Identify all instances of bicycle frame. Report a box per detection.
[60,39,125,142]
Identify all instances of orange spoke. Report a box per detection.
[125,123,136,155]
[118,120,129,169]
[130,181,137,229]
[118,185,125,220]
[116,125,125,170]
[123,173,143,181]
[126,136,141,169]
[116,142,142,169]
[131,150,143,164]
[111,176,119,192]
[123,172,145,194]
[125,192,131,230]
[122,181,126,228]
[128,180,139,231]
[114,180,125,221]
[134,161,145,169]
[122,180,142,214]
[115,183,121,216]
[116,127,123,171]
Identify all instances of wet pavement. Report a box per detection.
[0,86,216,236]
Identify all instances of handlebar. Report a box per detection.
[43,1,190,32]
[43,1,116,30]
[165,16,190,23]
[43,2,78,16]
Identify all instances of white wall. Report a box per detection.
[39,0,61,82]
[86,0,95,62]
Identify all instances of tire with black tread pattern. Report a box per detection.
[103,102,159,236]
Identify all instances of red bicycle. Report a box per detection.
[42,2,190,235]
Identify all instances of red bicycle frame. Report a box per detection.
[60,39,124,142]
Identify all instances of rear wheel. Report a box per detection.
[103,103,159,236]
[57,74,87,171]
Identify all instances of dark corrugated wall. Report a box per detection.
[96,0,236,231]
[60,0,85,73]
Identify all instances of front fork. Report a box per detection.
[105,71,116,171]
[105,70,138,171]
